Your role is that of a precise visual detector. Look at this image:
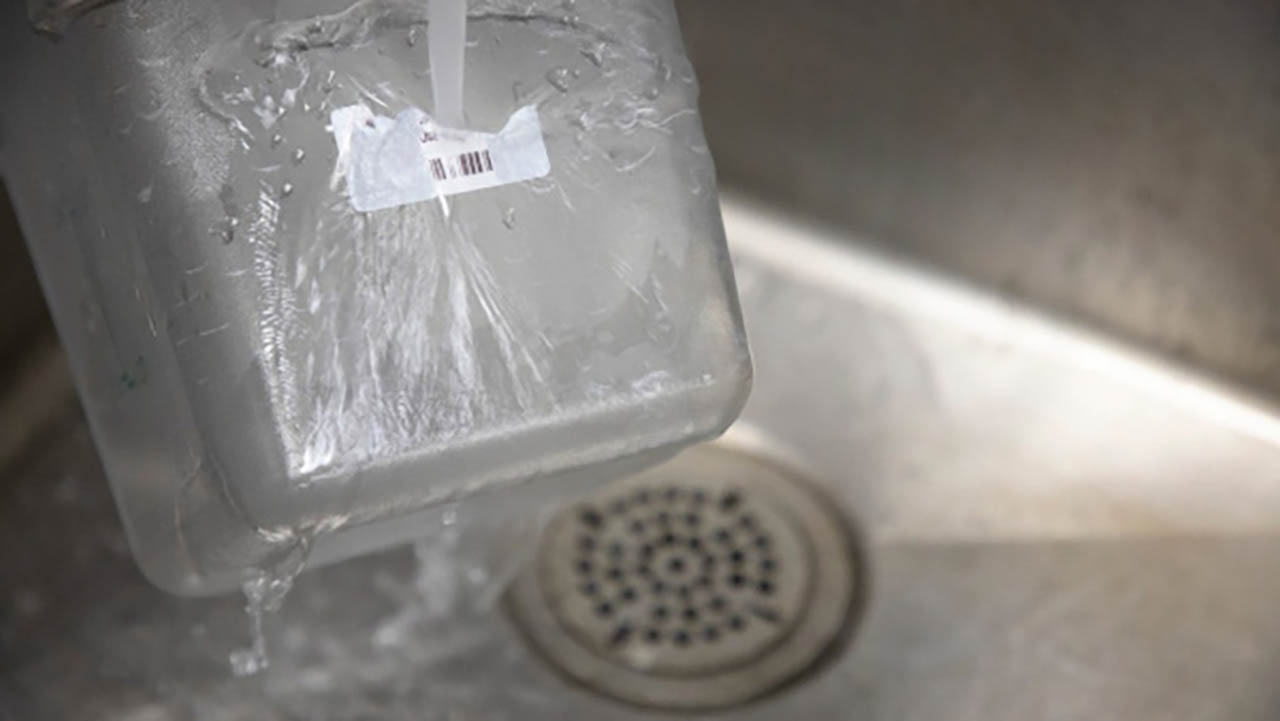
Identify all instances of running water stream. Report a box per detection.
[231,0,472,674]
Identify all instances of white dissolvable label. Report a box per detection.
[330,104,550,213]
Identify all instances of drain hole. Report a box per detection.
[607,567,624,581]
[667,558,686,573]
[645,628,661,644]
[576,559,592,574]
[729,573,746,588]
[664,487,680,502]
[581,509,603,528]
[610,624,632,647]
[673,630,691,646]
[728,615,746,631]
[634,489,651,505]
[758,580,775,596]
[761,558,776,573]
[703,625,720,641]
[651,580,667,595]
[620,587,637,603]
[629,519,645,535]
[708,596,727,613]
[609,499,628,515]
[581,582,598,597]
[653,605,669,622]
[729,550,745,564]
[739,514,756,530]
[596,602,614,618]
[682,607,699,622]
[719,492,741,512]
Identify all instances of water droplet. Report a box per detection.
[136,185,153,204]
[546,67,573,93]
[228,538,310,677]
[407,27,419,47]
[291,148,306,165]
[502,207,517,229]
[580,43,606,67]
[271,133,284,147]
[655,57,672,83]
[280,182,294,197]
[255,47,290,69]
[229,647,268,676]
[442,504,459,527]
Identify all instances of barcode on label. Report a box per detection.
[428,149,495,181]
[333,103,548,211]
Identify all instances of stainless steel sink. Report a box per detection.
[6,1,1280,718]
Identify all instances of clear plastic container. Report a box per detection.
[0,0,750,594]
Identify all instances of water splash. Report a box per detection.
[545,66,573,92]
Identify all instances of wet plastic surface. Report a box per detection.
[0,0,749,594]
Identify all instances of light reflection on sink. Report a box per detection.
[5,197,1280,720]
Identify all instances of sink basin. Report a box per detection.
[6,196,1280,719]
[6,1,1280,718]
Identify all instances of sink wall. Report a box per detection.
[678,0,1280,406]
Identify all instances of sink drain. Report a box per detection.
[506,442,860,710]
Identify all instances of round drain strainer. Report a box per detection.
[507,442,860,710]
